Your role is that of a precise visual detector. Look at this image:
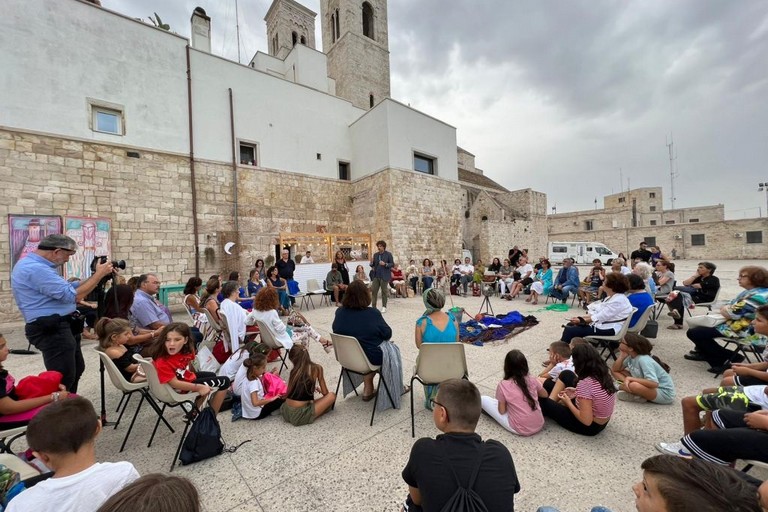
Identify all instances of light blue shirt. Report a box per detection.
[11,253,78,323]
[130,289,171,328]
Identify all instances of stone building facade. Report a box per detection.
[548,187,766,259]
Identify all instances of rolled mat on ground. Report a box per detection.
[459,311,539,345]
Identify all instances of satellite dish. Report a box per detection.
[224,242,235,255]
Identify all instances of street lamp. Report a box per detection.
[760,183,768,218]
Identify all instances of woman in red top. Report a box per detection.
[538,344,617,436]
[150,323,230,413]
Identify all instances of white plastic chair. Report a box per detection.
[585,308,637,361]
[94,348,173,452]
[306,279,330,308]
[688,288,721,317]
[331,333,395,427]
[133,354,201,471]
[255,320,289,375]
[627,304,655,335]
[410,343,468,437]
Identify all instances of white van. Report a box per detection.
[548,241,618,265]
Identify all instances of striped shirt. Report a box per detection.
[576,377,616,419]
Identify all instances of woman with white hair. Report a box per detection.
[633,261,657,295]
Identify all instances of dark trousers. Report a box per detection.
[539,396,608,436]
[255,398,285,420]
[409,277,419,293]
[193,372,231,391]
[667,294,685,325]
[683,409,768,465]
[686,326,737,367]
[25,318,85,393]
[561,325,616,343]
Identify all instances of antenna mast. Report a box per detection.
[667,135,678,209]
[235,0,242,63]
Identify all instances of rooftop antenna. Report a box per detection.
[235,0,242,63]
[667,134,678,209]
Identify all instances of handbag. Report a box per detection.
[195,346,221,374]
[641,319,658,339]
[686,314,726,329]
[211,339,232,364]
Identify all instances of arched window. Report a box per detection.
[331,13,336,42]
[300,35,306,45]
[369,94,374,108]
[362,2,374,40]
[292,31,298,47]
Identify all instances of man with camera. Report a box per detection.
[11,234,114,392]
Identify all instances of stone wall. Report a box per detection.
[547,218,768,260]
[326,31,391,110]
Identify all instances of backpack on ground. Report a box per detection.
[180,407,223,465]
[439,442,489,512]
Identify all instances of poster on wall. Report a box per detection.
[8,215,62,269]
[64,216,112,280]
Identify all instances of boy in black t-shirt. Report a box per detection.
[401,379,520,512]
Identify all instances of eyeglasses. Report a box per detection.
[56,248,76,255]
[430,399,448,417]
[738,275,748,279]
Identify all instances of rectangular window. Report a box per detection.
[650,220,657,226]
[691,234,706,246]
[665,220,675,225]
[413,152,436,175]
[649,206,656,212]
[239,142,258,166]
[338,161,350,181]
[747,231,763,244]
[689,218,699,223]
[585,220,594,231]
[618,197,626,203]
[552,246,567,253]
[644,237,656,247]
[649,192,656,198]
[89,99,124,135]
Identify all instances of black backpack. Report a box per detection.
[439,443,489,512]
[179,407,224,465]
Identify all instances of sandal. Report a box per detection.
[667,324,683,330]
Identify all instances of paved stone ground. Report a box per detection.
[2,260,766,511]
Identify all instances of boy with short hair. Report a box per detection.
[539,341,574,394]
[401,379,519,511]
[7,397,139,512]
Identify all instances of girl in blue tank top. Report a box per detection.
[415,289,460,408]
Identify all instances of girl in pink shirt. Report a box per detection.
[481,350,547,436]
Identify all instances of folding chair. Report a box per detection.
[304,279,327,309]
[738,458,768,474]
[627,304,655,335]
[134,355,201,471]
[716,337,765,364]
[254,320,289,375]
[202,308,224,350]
[94,348,173,452]
[545,288,577,306]
[585,308,637,362]
[0,426,27,454]
[410,343,468,437]
[687,288,721,317]
[331,333,395,427]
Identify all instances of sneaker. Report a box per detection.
[655,441,692,458]
[618,391,647,403]
[381,307,387,313]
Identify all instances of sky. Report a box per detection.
[109,0,768,219]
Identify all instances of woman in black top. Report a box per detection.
[334,251,351,285]
[666,262,720,328]
[280,345,336,426]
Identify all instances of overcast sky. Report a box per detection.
[109,0,768,219]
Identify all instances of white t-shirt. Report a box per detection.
[233,364,248,395]
[240,376,265,419]
[458,264,474,275]
[218,349,249,381]
[745,385,768,408]
[548,358,575,380]
[300,256,314,264]
[220,298,246,352]
[516,263,533,279]
[7,461,138,512]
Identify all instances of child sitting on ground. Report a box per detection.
[149,323,230,413]
[95,318,144,383]
[280,345,336,426]
[611,333,675,404]
[235,354,285,420]
[6,397,139,512]
[481,349,547,436]
[0,334,70,430]
[539,341,574,395]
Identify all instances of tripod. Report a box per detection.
[477,285,495,317]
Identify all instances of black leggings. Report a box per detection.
[686,326,738,367]
[254,398,285,420]
[539,397,608,436]
[561,325,615,343]
[194,372,230,391]
[683,409,768,465]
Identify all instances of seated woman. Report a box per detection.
[103,284,161,350]
[390,263,407,298]
[414,288,460,409]
[217,271,253,310]
[666,261,720,330]
[325,263,346,307]
[247,268,264,298]
[353,264,370,285]
[200,277,222,323]
[450,258,462,288]
[497,258,515,297]
[539,344,617,436]
[405,260,420,295]
[633,262,657,295]
[280,345,336,426]
[684,266,768,374]
[246,288,332,352]
[626,274,655,329]
[266,265,291,313]
[654,260,675,299]
[220,281,247,352]
[420,259,436,290]
[332,280,407,400]
[561,273,633,343]
[0,334,70,430]
[507,256,533,299]
[577,259,605,306]
[528,259,552,305]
